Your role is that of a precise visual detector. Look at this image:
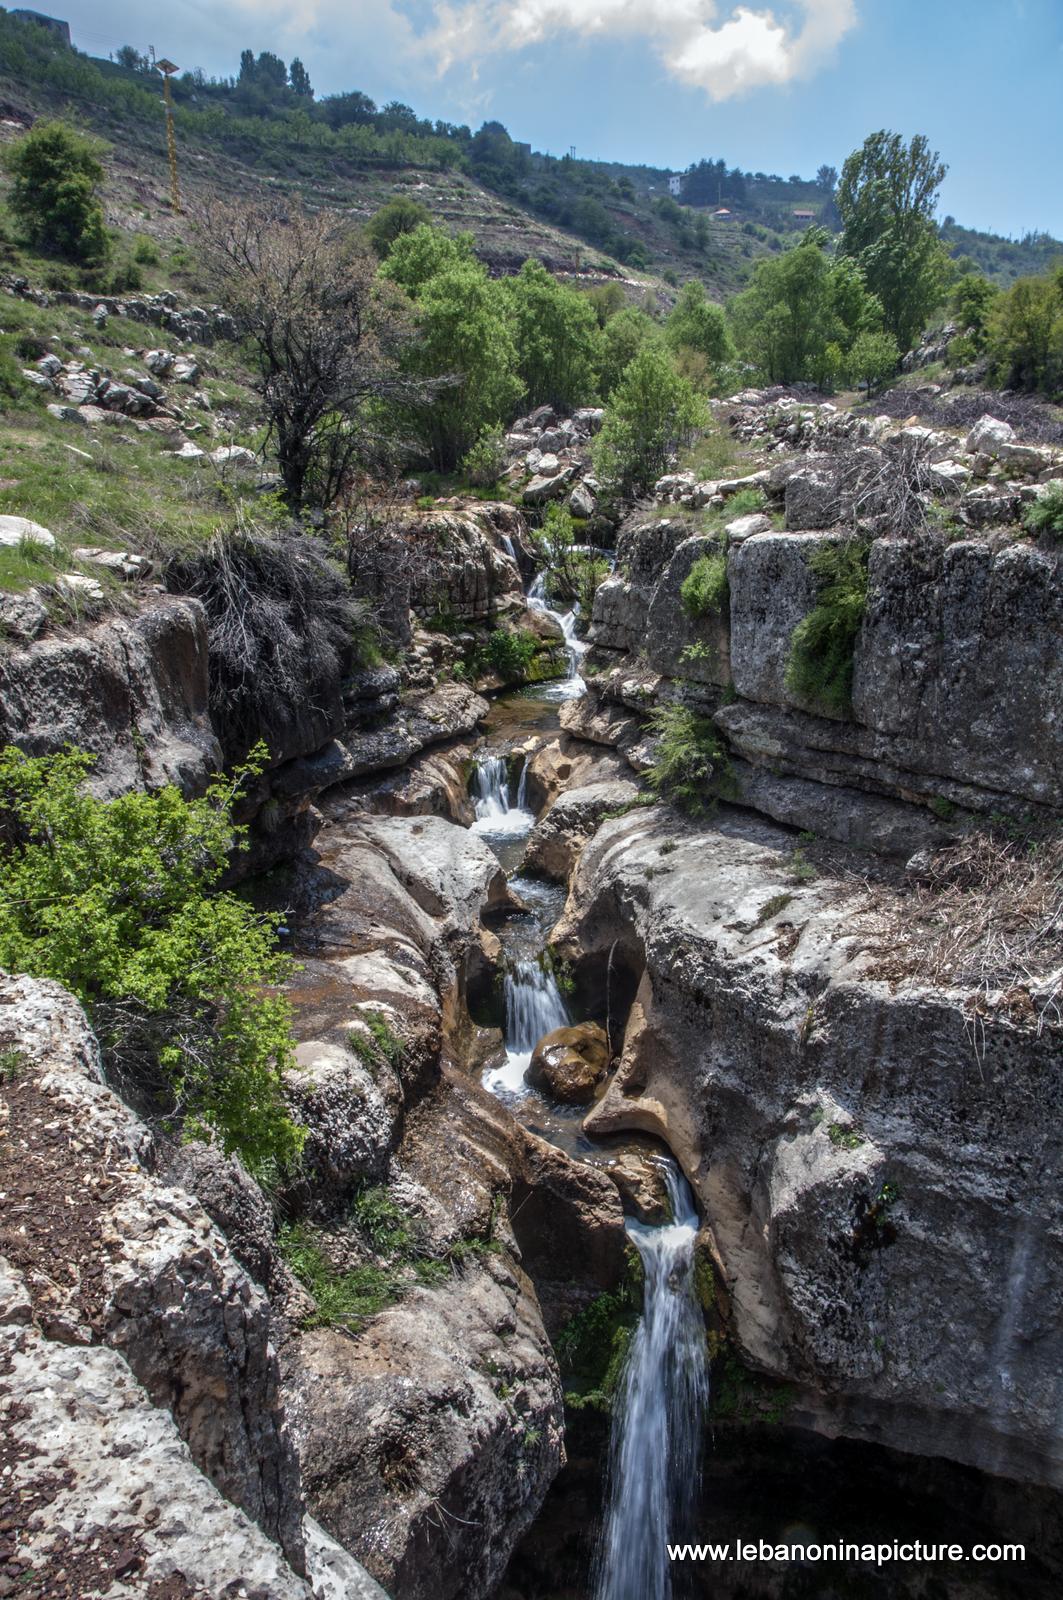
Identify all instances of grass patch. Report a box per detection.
[276,1220,402,1328]
[784,539,869,716]
[347,1010,404,1073]
[1024,482,1063,541]
[754,891,793,927]
[680,548,729,618]
[828,1122,864,1150]
[681,421,743,481]
[646,703,736,815]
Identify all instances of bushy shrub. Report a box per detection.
[461,425,507,488]
[366,195,432,259]
[485,626,538,680]
[646,704,734,815]
[1024,481,1063,540]
[2,120,109,263]
[785,540,869,715]
[680,549,729,618]
[165,524,371,760]
[0,745,303,1172]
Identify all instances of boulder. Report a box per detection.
[0,974,304,1561]
[0,514,56,551]
[527,1022,610,1104]
[0,595,223,799]
[523,471,568,505]
[966,414,1015,455]
[0,587,48,643]
[568,480,597,519]
[523,779,639,880]
[725,511,772,542]
[600,1147,673,1223]
[784,467,842,530]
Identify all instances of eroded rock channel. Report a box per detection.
[3,396,1063,1600]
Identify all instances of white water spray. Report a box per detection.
[594,1160,709,1600]
[470,753,534,839]
[528,572,587,697]
[483,957,569,1096]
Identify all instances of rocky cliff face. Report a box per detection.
[584,412,1063,850]
[0,973,387,1598]
[554,806,1063,1491]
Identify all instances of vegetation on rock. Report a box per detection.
[0,744,303,1172]
[785,540,870,716]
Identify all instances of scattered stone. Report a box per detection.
[145,348,175,376]
[210,444,256,467]
[726,511,772,542]
[966,414,1015,455]
[56,572,105,603]
[72,546,151,580]
[172,439,206,459]
[172,355,201,384]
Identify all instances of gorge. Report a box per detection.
[3,380,1062,1600]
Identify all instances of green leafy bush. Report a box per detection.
[485,626,538,680]
[2,120,110,263]
[592,344,707,498]
[680,549,729,618]
[1024,482,1063,540]
[461,425,507,488]
[785,540,869,715]
[0,744,302,1172]
[646,704,734,814]
[555,1283,640,1412]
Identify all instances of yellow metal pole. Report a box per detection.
[156,60,181,214]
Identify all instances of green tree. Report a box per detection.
[0,745,303,1172]
[664,279,732,367]
[502,258,602,411]
[986,269,1063,395]
[598,306,658,398]
[384,225,523,469]
[592,344,707,497]
[847,329,900,394]
[3,120,109,263]
[366,196,433,259]
[837,130,949,352]
[289,57,313,97]
[729,230,880,385]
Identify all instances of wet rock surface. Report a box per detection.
[527,1022,610,1105]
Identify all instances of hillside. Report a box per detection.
[2,11,1057,298]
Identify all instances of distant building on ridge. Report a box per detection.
[11,9,71,45]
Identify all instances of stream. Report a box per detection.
[467,562,709,1600]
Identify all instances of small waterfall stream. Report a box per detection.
[594,1161,709,1600]
[528,573,588,697]
[470,753,535,839]
[484,957,570,1096]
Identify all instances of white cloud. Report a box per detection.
[417,0,858,98]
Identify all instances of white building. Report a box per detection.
[668,173,684,197]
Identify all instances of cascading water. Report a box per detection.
[483,957,569,1097]
[528,573,588,698]
[470,753,535,839]
[594,1160,709,1600]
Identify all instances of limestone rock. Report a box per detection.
[966,414,1015,455]
[559,808,1063,1490]
[0,513,56,551]
[523,779,639,880]
[528,1021,610,1104]
[0,596,223,799]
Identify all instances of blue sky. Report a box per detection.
[54,0,1063,238]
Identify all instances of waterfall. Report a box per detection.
[470,754,534,838]
[483,957,569,1096]
[594,1161,709,1600]
[527,572,587,697]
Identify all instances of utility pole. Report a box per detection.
[155,58,181,214]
